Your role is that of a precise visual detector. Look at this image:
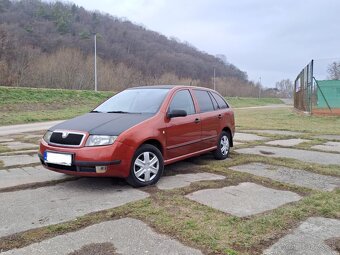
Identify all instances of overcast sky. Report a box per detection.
[69,0,340,87]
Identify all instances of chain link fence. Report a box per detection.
[294,58,340,115]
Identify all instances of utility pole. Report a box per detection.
[94,34,98,92]
[258,77,261,99]
[213,68,216,91]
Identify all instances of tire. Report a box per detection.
[213,131,231,160]
[127,144,164,187]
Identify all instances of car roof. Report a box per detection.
[129,85,216,92]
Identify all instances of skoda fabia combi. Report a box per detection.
[39,85,235,187]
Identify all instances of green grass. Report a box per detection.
[0,87,114,126]
[0,86,286,126]
[226,97,283,108]
[235,108,340,134]
[0,86,113,105]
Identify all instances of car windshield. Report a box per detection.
[93,88,170,114]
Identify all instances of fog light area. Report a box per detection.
[96,166,108,173]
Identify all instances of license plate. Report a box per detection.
[44,151,72,166]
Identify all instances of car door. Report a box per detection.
[165,89,201,159]
[210,91,235,135]
[193,89,220,149]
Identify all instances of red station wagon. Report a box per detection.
[39,86,235,187]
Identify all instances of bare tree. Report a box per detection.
[275,79,293,98]
[327,61,340,80]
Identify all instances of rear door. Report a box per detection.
[165,89,201,159]
[193,89,220,149]
[210,91,235,136]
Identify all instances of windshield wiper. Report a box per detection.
[106,111,143,114]
[106,111,131,114]
[90,110,102,113]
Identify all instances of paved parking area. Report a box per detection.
[0,165,72,190]
[1,218,203,255]
[264,217,340,255]
[244,130,303,136]
[186,182,302,217]
[266,138,310,147]
[312,141,340,153]
[0,178,149,237]
[0,123,339,255]
[0,154,39,167]
[229,163,340,191]
[1,141,37,150]
[235,146,340,165]
[234,132,268,142]
[157,172,225,190]
[314,134,340,141]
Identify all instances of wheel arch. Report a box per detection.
[222,127,233,147]
[141,139,164,155]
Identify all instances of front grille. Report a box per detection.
[50,131,85,146]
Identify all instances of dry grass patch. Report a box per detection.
[235,108,340,134]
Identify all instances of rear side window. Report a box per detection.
[194,90,214,113]
[211,92,229,109]
[169,90,195,115]
[208,92,219,110]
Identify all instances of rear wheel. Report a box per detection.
[213,131,231,160]
[127,144,164,187]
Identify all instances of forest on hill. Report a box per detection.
[0,0,265,96]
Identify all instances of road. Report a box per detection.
[0,120,63,136]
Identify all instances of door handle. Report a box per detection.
[218,114,222,119]
[194,118,200,124]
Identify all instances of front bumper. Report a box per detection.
[39,139,135,177]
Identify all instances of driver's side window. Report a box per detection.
[168,90,196,115]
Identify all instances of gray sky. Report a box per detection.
[70,0,340,87]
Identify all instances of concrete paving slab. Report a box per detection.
[314,134,340,141]
[229,163,340,191]
[233,141,244,146]
[234,133,268,142]
[312,141,340,153]
[0,154,39,167]
[264,217,340,255]
[2,141,38,150]
[0,138,14,143]
[157,173,225,190]
[235,146,340,166]
[0,166,72,190]
[23,134,42,140]
[0,179,149,237]
[1,218,202,255]
[245,130,302,136]
[186,182,302,217]
[266,139,310,147]
[0,149,37,156]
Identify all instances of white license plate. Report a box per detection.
[44,152,72,166]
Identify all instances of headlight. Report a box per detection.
[43,131,53,143]
[85,135,117,147]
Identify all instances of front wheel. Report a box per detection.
[213,131,231,160]
[127,144,164,187]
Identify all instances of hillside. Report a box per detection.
[0,0,261,95]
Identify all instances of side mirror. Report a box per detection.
[167,109,187,118]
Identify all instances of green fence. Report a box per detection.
[317,80,340,108]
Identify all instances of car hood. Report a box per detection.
[50,112,154,135]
